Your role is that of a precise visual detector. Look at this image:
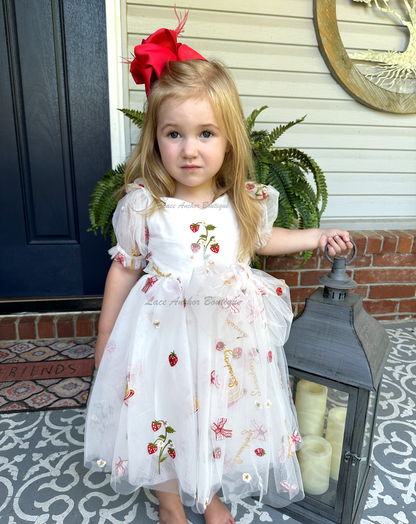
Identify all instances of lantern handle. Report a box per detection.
[324,239,357,265]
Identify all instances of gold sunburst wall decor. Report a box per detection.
[313,0,416,113]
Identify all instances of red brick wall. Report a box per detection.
[0,312,99,342]
[264,230,416,321]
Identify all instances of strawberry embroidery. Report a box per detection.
[169,351,178,367]
[267,351,273,363]
[152,420,162,432]
[213,447,222,459]
[190,222,218,258]
[147,420,176,473]
[216,341,224,351]
[255,448,266,457]
[232,347,242,359]
[246,183,268,199]
[147,443,158,455]
[276,287,283,296]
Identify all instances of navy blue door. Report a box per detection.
[0,0,112,298]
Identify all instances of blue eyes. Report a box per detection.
[168,131,213,139]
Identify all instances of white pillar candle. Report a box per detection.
[295,380,328,437]
[297,435,332,495]
[325,407,347,481]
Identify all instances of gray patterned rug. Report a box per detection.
[0,322,415,524]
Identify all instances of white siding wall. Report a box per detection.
[116,0,416,229]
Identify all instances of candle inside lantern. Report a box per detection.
[297,435,332,495]
[325,406,347,481]
[295,380,328,437]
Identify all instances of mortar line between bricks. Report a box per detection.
[0,310,101,320]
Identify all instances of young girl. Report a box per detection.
[84,12,352,524]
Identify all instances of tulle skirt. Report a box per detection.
[84,263,304,512]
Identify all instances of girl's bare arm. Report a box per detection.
[256,227,353,257]
[94,261,142,369]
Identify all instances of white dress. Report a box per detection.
[84,179,304,512]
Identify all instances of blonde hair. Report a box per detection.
[124,59,263,260]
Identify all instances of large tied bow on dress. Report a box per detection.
[129,8,207,95]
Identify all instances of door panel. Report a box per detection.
[0,0,112,298]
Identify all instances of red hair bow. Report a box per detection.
[129,10,207,95]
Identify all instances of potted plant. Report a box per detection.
[88,107,328,263]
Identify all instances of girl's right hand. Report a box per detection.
[318,229,352,257]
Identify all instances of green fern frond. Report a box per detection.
[88,163,125,243]
[246,106,268,135]
[262,116,306,149]
[253,156,269,185]
[118,108,146,129]
[276,148,328,217]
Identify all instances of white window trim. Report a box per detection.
[105,0,129,168]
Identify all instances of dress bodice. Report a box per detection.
[108,179,279,282]
[144,195,241,281]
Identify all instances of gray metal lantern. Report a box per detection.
[280,242,391,524]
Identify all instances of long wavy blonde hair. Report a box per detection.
[124,59,263,261]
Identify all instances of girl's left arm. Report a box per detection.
[256,227,353,257]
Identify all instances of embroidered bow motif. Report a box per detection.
[114,457,128,477]
[211,418,232,441]
[142,276,158,293]
[223,454,237,471]
[291,430,302,444]
[280,480,298,493]
[251,419,268,441]
[210,370,222,389]
[218,295,241,314]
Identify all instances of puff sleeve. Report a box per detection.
[108,179,150,270]
[245,182,279,250]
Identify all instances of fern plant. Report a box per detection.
[247,106,328,262]
[88,107,327,263]
[87,109,146,244]
[88,162,126,246]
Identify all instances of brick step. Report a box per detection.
[0,312,100,342]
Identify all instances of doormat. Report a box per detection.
[0,339,95,413]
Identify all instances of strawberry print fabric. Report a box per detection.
[84,179,304,512]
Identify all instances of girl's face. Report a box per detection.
[156,96,230,197]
